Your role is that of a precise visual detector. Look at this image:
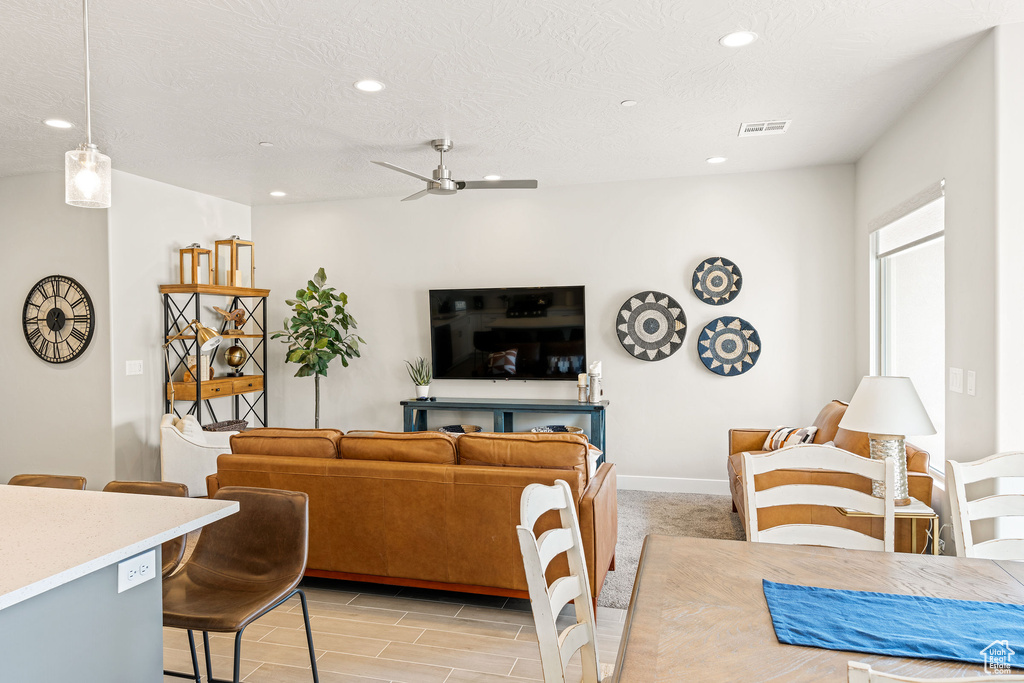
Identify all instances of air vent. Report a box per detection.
[738,120,791,137]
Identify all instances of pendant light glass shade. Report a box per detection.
[65,144,111,208]
[65,0,111,209]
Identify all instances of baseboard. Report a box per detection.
[617,475,730,495]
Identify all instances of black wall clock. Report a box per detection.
[22,275,95,364]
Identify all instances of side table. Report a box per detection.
[835,496,939,555]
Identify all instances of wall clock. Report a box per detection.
[22,275,95,364]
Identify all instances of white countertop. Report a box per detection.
[0,485,237,610]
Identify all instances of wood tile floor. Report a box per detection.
[162,578,625,683]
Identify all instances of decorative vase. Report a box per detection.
[415,384,430,399]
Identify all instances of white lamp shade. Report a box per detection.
[839,376,937,437]
[65,146,111,209]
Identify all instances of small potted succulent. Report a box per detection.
[405,356,432,399]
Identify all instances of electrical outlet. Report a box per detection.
[967,370,976,396]
[949,367,963,394]
[118,549,156,593]
[125,360,144,376]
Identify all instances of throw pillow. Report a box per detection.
[176,415,205,440]
[763,426,818,451]
[488,348,518,375]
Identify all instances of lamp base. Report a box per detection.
[869,434,910,506]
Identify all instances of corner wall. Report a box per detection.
[107,171,251,481]
[0,172,114,487]
[854,32,997,472]
[252,165,857,491]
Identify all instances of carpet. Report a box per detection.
[597,490,745,609]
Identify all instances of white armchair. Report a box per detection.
[159,414,237,497]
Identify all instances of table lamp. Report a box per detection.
[839,376,936,506]
[163,320,223,415]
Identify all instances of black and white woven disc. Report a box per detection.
[616,291,686,362]
[692,257,742,305]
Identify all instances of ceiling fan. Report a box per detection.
[372,139,538,201]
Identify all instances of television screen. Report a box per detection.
[429,286,586,380]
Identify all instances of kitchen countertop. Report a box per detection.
[0,485,237,610]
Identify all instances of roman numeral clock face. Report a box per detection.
[22,275,95,364]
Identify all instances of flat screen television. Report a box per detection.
[429,286,585,380]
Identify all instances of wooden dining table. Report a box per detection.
[613,535,1024,681]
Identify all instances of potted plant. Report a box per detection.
[405,356,432,399]
[272,268,364,428]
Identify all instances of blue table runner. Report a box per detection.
[763,579,1024,668]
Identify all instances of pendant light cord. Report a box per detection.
[82,0,92,147]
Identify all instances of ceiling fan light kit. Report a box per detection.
[372,139,538,201]
[65,0,111,209]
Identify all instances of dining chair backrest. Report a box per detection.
[8,474,87,490]
[848,660,1024,681]
[102,480,189,577]
[187,486,309,586]
[742,444,896,552]
[946,451,1024,559]
[516,480,602,683]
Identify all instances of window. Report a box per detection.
[873,195,945,472]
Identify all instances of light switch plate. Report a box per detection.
[117,549,156,593]
[126,360,144,376]
[967,370,976,396]
[949,367,963,394]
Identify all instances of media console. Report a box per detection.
[400,397,608,467]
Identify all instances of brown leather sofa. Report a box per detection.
[207,428,617,602]
[728,400,933,553]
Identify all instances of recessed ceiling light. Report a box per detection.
[484,175,502,181]
[43,119,74,129]
[269,191,287,197]
[719,31,758,48]
[259,141,274,147]
[354,80,385,93]
[706,156,728,164]
[620,100,638,107]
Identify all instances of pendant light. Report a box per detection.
[65,0,111,209]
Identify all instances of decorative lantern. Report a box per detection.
[215,235,255,288]
[179,243,212,285]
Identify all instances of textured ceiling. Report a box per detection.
[2,0,1023,205]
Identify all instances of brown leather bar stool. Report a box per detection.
[7,474,86,490]
[162,486,318,683]
[102,481,189,578]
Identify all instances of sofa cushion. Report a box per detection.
[341,431,457,464]
[457,432,589,483]
[230,428,343,459]
[810,400,848,443]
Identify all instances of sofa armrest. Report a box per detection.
[907,470,933,507]
[206,473,220,498]
[906,443,930,473]
[579,463,617,598]
[730,429,770,455]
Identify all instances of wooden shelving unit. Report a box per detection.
[161,283,269,427]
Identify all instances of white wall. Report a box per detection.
[0,172,115,487]
[855,32,997,476]
[107,171,251,481]
[252,165,857,491]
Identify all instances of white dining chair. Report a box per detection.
[848,660,1024,681]
[947,451,1024,559]
[517,480,607,683]
[742,444,896,551]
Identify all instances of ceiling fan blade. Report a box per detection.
[372,161,435,184]
[456,180,538,190]
[401,189,430,202]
